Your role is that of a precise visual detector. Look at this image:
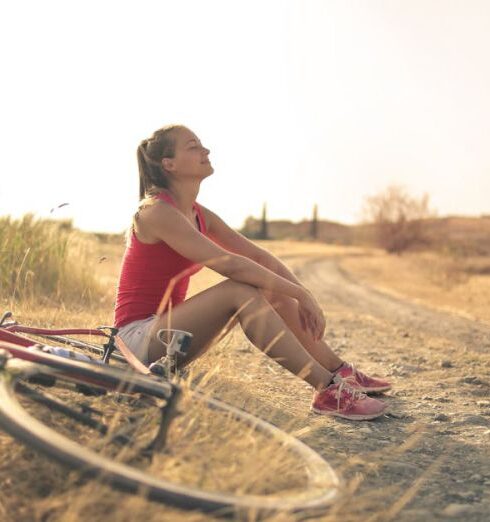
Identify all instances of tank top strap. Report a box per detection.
[155,191,206,235]
[194,202,207,235]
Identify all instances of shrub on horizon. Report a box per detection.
[363,185,435,254]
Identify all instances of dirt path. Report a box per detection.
[296,254,490,353]
[280,252,490,521]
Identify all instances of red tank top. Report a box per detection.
[114,191,207,328]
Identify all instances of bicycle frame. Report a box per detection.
[0,311,193,378]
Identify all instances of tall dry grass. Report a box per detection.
[0,214,104,307]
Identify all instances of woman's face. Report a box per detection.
[163,127,213,179]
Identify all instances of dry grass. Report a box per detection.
[1,234,488,521]
[0,215,119,309]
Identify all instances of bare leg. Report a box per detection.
[260,290,344,372]
[145,279,333,390]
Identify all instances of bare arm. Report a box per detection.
[140,201,307,301]
[200,205,325,340]
[229,255,304,298]
[201,205,304,287]
[256,250,302,286]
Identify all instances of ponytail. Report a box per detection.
[136,124,184,201]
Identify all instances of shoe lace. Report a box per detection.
[343,362,370,385]
[335,378,367,411]
[334,362,360,389]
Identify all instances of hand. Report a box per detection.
[297,288,325,342]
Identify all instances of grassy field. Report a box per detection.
[1,218,489,521]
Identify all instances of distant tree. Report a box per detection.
[240,216,259,238]
[363,185,433,254]
[259,202,268,240]
[310,204,318,239]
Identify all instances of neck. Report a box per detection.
[164,181,201,215]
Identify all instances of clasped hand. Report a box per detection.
[297,288,325,342]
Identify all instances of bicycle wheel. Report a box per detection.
[0,343,340,516]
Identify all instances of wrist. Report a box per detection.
[294,285,309,302]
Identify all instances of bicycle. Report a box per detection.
[0,311,340,516]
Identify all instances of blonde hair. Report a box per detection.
[133,124,187,221]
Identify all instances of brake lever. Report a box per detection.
[0,311,14,328]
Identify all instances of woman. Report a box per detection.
[114,124,391,421]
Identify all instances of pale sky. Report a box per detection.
[1,0,489,233]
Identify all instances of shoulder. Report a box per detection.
[134,197,179,243]
[140,197,180,226]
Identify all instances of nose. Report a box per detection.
[201,147,211,163]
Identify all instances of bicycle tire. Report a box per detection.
[0,343,340,516]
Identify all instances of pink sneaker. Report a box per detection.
[311,379,388,420]
[335,362,392,393]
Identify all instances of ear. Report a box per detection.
[162,158,175,172]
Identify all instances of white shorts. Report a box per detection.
[117,316,155,364]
